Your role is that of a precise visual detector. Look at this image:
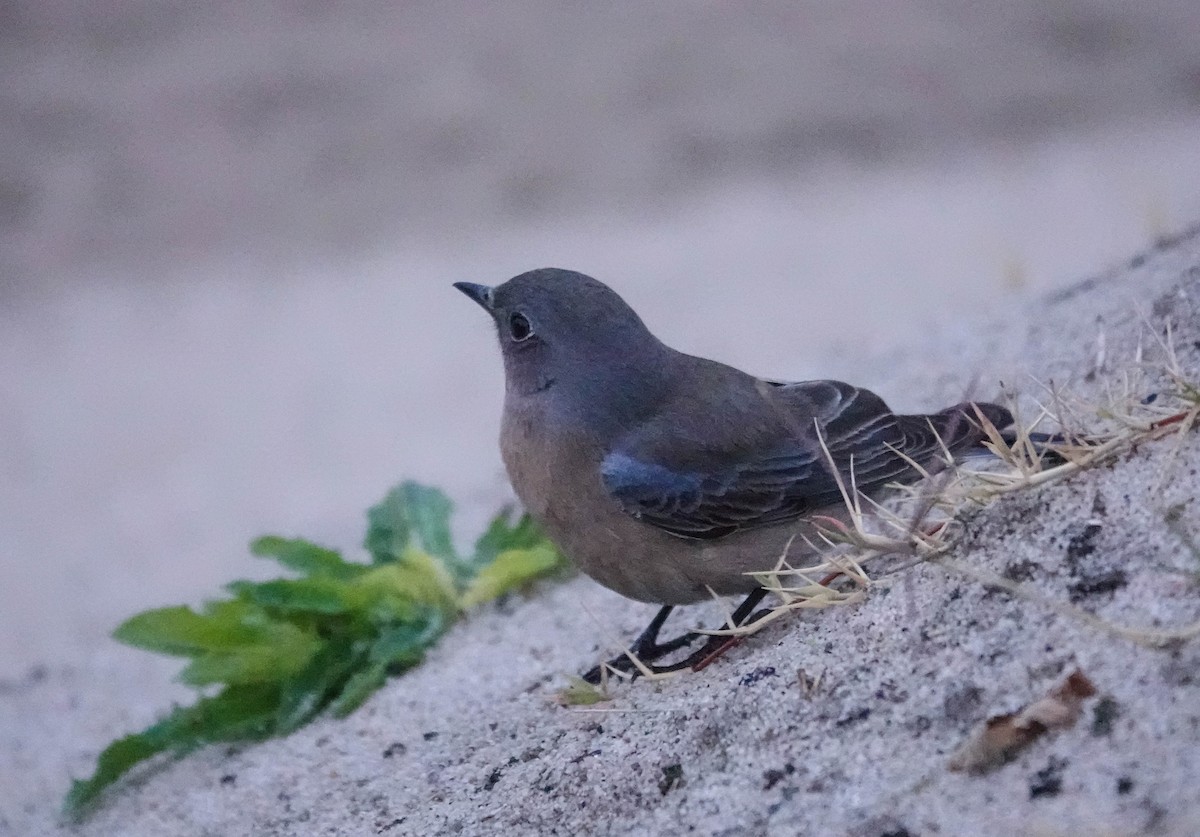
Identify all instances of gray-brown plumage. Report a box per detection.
[456,268,1010,678]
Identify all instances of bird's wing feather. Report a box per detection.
[601,379,969,539]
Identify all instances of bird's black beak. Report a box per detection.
[453,282,495,313]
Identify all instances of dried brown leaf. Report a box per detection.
[948,669,1097,773]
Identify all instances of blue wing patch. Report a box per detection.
[600,453,704,517]
[600,448,825,539]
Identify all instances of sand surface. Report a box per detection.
[5,224,1200,837]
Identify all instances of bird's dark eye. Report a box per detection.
[509,312,534,342]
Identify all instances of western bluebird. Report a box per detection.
[456,268,1011,681]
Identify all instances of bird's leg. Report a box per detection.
[581,605,701,684]
[647,587,772,675]
[581,588,776,684]
[724,586,771,626]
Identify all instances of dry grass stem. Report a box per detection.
[726,328,1200,648]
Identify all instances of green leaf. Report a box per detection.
[323,617,448,719]
[227,577,354,615]
[182,682,282,741]
[70,482,576,821]
[113,603,264,656]
[275,638,366,734]
[357,552,458,617]
[64,683,280,820]
[251,536,361,579]
[368,614,445,668]
[472,509,547,567]
[459,544,563,609]
[328,662,389,718]
[365,482,457,567]
[178,637,318,687]
[117,600,322,686]
[64,726,174,820]
[364,490,408,563]
[360,591,423,626]
[400,482,457,563]
[555,676,611,707]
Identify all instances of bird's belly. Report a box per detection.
[500,408,813,604]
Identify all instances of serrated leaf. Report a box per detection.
[71,481,575,821]
[275,638,366,734]
[64,683,280,820]
[113,604,264,656]
[364,482,459,569]
[183,682,282,741]
[360,591,423,626]
[250,536,361,579]
[368,614,445,668]
[357,550,458,617]
[399,482,457,563]
[472,509,547,567]
[227,577,353,615]
[178,632,318,687]
[328,661,389,718]
[64,726,173,820]
[363,482,420,562]
[459,544,563,609]
[364,491,408,563]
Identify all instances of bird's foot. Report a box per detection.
[581,627,700,684]
[581,588,772,684]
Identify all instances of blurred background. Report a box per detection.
[3,1,1200,677]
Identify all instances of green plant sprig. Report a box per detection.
[64,481,564,820]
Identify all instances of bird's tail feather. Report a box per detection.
[938,402,1080,464]
[901,401,1080,468]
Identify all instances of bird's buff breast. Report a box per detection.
[499,406,795,604]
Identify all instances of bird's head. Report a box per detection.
[455,268,671,429]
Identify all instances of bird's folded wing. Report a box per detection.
[600,380,944,539]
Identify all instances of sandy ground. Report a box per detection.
[5,222,1200,837]
[4,3,1200,835]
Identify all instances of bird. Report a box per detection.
[455,268,1012,682]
